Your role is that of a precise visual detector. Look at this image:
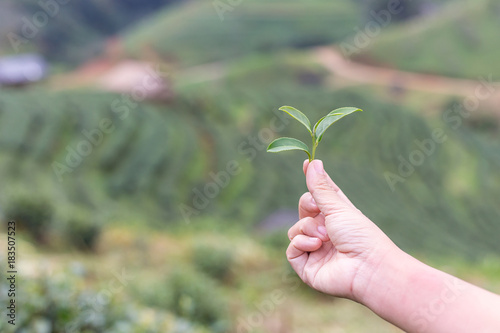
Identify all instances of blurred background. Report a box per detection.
[0,0,500,332]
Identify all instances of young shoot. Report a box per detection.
[267,105,362,161]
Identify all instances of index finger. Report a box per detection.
[299,192,321,219]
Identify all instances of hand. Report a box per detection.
[286,160,399,301]
[287,160,500,332]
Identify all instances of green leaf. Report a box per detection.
[267,137,311,160]
[314,107,362,143]
[279,106,312,135]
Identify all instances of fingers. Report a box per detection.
[306,160,352,217]
[298,192,321,219]
[303,159,310,176]
[286,235,322,274]
[303,159,356,209]
[287,235,322,258]
[288,215,329,242]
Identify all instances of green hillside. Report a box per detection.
[0,0,181,62]
[353,0,500,78]
[1,52,500,258]
[124,0,361,66]
[2,1,500,331]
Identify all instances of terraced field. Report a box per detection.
[353,0,500,79]
[1,56,500,258]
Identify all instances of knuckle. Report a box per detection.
[300,216,312,223]
[313,179,332,193]
[299,192,312,203]
[301,216,315,226]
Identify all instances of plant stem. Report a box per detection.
[310,134,317,161]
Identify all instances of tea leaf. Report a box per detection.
[267,137,311,160]
[314,107,362,143]
[279,106,312,135]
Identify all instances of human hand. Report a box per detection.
[287,160,500,332]
[286,160,400,302]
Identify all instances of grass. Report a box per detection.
[3,224,499,332]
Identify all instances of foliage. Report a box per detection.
[124,0,361,66]
[133,267,229,331]
[165,269,229,330]
[355,0,430,22]
[5,195,54,244]
[64,213,102,252]
[0,264,212,333]
[2,1,500,331]
[192,242,235,282]
[354,0,500,78]
[267,106,362,161]
[0,51,500,259]
[2,0,182,63]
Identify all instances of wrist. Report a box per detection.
[353,246,449,332]
[352,244,424,309]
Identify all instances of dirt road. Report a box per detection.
[314,47,500,102]
[51,43,500,111]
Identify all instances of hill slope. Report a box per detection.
[1,52,500,258]
[353,0,500,79]
[123,0,362,66]
[0,0,181,63]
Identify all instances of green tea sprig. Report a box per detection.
[267,106,362,161]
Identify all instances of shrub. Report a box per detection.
[5,196,53,244]
[0,261,213,333]
[0,268,129,333]
[65,216,102,252]
[131,266,229,331]
[164,268,229,331]
[192,243,234,282]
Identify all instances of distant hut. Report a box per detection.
[0,54,48,87]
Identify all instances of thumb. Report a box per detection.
[306,160,349,217]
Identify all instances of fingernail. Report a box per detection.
[318,226,327,237]
[313,160,324,174]
[310,196,317,208]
